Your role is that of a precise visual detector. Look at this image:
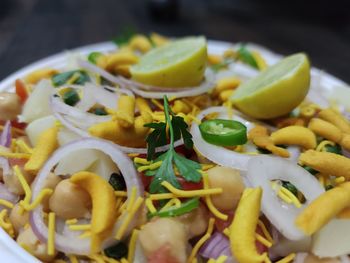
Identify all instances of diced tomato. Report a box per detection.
[140,172,153,191]
[174,145,196,159]
[8,158,27,167]
[15,79,28,103]
[214,210,235,232]
[177,177,203,191]
[147,245,180,263]
[10,119,27,130]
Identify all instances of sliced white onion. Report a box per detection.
[340,255,350,263]
[0,157,19,209]
[30,138,144,255]
[247,155,324,240]
[191,106,255,171]
[287,146,301,163]
[77,59,216,99]
[293,253,308,263]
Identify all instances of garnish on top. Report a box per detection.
[144,96,202,193]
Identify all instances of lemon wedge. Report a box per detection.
[130,36,207,88]
[231,53,311,119]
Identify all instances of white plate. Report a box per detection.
[0,40,349,262]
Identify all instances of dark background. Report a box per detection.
[0,0,349,83]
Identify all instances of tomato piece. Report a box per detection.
[140,172,153,191]
[177,177,203,191]
[214,210,235,232]
[147,245,180,263]
[10,120,27,130]
[8,158,27,167]
[15,79,28,103]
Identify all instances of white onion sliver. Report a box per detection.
[247,155,324,240]
[30,138,144,255]
[293,253,308,263]
[191,106,254,171]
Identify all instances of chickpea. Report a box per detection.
[4,166,35,195]
[17,226,57,262]
[207,166,245,211]
[49,179,91,219]
[0,92,22,121]
[139,218,187,263]
[177,203,209,238]
[9,203,29,233]
[304,254,340,263]
[39,172,62,212]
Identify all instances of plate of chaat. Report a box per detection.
[0,33,350,263]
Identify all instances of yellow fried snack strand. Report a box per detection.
[230,187,267,263]
[90,112,152,148]
[299,150,350,179]
[24,126,58,175]
[115,95,136,128]
[308,118,343,143]
[295,182,350,235]
[149,32,169,47]
[25,68,58,84]
[106,51,139,72]
[70,171,117,253]
[270,126,316,149]
[318,108,350,134]
[248,125,290,158]
[129,34,152,53]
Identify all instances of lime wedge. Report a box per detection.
[130,37,207,88]
[231,53,311,119]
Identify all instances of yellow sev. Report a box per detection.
[275,253,296,263]
[127,229,139,262]
[47,212,56,256]
[0,199,14,209]
[13,165,31,206]
[202,172,228,220]
[161,181,223,197]
[187,218,215,263]
[230,187,267,263]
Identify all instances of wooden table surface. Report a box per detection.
[0,0,349,83]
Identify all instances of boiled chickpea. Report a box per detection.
[0,92,22,121]
[304,254,340,263]
[207,166,245,211]
[39,172,62,212]
[4,167,35,195]
[16,226,57,262]
[49,179,91,219]
[9,203,29,233]
[177,203,209,238]
[139,218,187,263]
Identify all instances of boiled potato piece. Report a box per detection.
[25,115,56,146]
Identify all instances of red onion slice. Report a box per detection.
[247,156,324,240]
[0,121,12,147]
[30,138,144,255]
[199,231,237,263]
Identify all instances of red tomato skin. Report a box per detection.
[147,244,180,263]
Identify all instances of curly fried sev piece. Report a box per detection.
[271,126,316,150]
[248,126,290,158]
[296,182,350,235]
[308,118,343,143]
[299,150,350,179]
[318,108,350,134]
[230,187,267,263]
[115,95,136,128]
[25,68,58,84]
[24,126,58,175]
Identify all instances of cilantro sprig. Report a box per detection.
[144,96,201,193]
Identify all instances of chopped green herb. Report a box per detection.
[237,45,259,69]
[109,173,126,191]
[282,181,298,196]
[144,96,202,194]
[104,242,128,259]
[88,52,103,64]
[302,165,318,175]
[210,58,234,72]
[324,143,342,155]
[325,185,334,191]
[62,90,80,106]
[94,108,107,116]
[148,198,199,219]
[52,70,90,87]
[112,26,137,46]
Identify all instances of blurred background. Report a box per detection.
[0,0,349,82]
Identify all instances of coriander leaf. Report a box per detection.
[52,70,90,87]
[237,45,259,69]
[173,153,201,182]
[171,115,193,149]
[144,122,167,160]
[148,197,199,219]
